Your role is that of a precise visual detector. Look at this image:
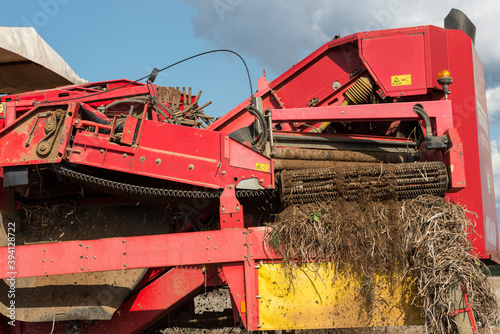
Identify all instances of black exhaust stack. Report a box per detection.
[444,8,476,44]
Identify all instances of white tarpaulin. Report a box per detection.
[0,26,86,94]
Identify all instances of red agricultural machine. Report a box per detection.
[0,9,497,333]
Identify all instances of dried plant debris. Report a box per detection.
[20,202,75,241]
[157,86,214,128]
[266,195,498,333]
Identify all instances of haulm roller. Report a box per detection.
[280,161,449,204]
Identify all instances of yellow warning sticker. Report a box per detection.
[391,74,412,86]
[255,162,270,172]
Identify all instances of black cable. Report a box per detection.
[36,49,254,104]
[155,49,253,97]
[247,105,268,148]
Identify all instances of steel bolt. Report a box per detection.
[122,240,126,243]
[236,206,240,211]
[100,149,104,154]
[222,170,226,175]
[259,179,264,183]
[156,158,161,164]
[123,153,127,158]
[75,120,79,125]
[341,110,344,114]
[81,267,84,271]
[86,246,89,249]
[51,259,54,262]
[206,247,209,250]
[214,247,217,250]
[85,256,88,259]
[225,136,228,139]
[208,258,211,261]
[140,156,145,162]
[244,255,248,258]
[228,185,233,189]
[241,176,245,179]
[45,271,47,274]
[94,256,97,259]
[79,243,83,247]
[188,164,194,170]
[42,259,45,262]
[221,208,225,212]
[207,236,210,239]
[256,295,262,299]
[43,249,46,252]
[124,264,127,268]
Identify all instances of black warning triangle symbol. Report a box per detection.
[392,77,401,85]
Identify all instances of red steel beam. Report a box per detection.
[86,266,215,334]
[0,228,272,279]
[271,100,452,122]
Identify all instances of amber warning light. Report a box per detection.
[437,70,453,100]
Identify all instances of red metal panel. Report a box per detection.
[220,186,245,229]
[222,263,248,328]
[120,116,139,145]
[361,33,427,97]
[443,128,466,192]
[471,39,498,257]
[87,266,212,334]
[444,29,497,260]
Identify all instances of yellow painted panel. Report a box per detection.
[257,263,423,330]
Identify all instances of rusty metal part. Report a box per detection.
[273,134,417,153]
[274,159,377,170]
[157,86,213,128]
[25,112,50,147]
[280,161,448,204]
[273,148,409,163]
[36,108,65,156]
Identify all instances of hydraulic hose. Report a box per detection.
[247,104,268,149]
[413,103,432,139]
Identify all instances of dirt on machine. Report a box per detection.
[0,8,498,334]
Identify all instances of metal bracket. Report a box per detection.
[219,186,244,229]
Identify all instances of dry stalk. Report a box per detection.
[266,195,498,333]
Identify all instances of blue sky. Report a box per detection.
[3,0,500,219]
[3,0,265,116]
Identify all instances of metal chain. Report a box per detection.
[53,165,265,199]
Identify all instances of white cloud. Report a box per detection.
[487,86,500,122]
[184,1,500,87]
[490,138,500,206]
